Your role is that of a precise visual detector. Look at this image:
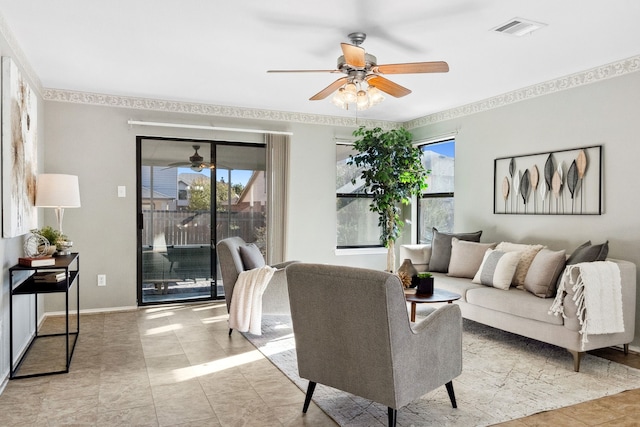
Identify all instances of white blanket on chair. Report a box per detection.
[549,261,624,349]
[229,265,276,335]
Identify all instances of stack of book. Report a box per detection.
[33,271,66,283]
[19,257,56,267]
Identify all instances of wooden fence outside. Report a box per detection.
[141,210,266,247]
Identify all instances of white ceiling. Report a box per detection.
[1,1,639,123]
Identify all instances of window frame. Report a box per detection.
[416,138,456,244]
[335,142,383,250]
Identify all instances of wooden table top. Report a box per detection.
[405,288,461,304]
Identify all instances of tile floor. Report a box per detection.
[1,301,639,426]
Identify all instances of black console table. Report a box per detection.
[9,253,80,379]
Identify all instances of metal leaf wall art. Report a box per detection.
[494,145,601,215]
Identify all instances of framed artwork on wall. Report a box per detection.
[494,145,602,215]
[2,57,38,237]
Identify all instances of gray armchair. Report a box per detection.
[216,237,296,334]
[286,263,462,427]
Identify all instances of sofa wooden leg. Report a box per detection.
[387,407,397,427]
[303,381,316,413]
[445,381,457,408]
[624,344,629,355]
[568,349,584,372]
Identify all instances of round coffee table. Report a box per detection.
[405,288,461,322]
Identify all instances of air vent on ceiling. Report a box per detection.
[493,18,547,37]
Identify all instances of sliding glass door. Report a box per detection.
[137,137,267,305]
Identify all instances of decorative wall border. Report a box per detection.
[42,53,640,132]
[41,88,398,130]
[404,55,640,129]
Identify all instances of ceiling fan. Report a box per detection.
[167,145,214,172]
[267,32,449,109]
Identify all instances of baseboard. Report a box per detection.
[44,305,138,317]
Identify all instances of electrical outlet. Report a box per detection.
[97,274,107,286]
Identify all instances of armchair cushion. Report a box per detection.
[239,243,266,270]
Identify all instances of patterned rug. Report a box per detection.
[244,315,640,426]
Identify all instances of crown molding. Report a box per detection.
[38,53,640,131]
[404,54,640,129]
[41,88,398,130]
[0,12,42,94]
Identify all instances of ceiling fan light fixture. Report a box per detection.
[356,89,369,110]
[367,85,384,105]
[343,83,358,103]
[331,91,348,109]
[190,164,205,172]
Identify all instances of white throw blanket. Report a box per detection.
[228,265,276,335]
[549,261,624,349]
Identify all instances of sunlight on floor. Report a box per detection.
[145,324,183,335]
[171,350,264,381]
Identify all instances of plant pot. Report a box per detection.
[415,277,434,296]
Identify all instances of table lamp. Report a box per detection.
[35,174,81,254]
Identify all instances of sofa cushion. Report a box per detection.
[524,248,567,298]
[566,240,609,265]
[427,272,485,302]
[447,239,497,279]
[239,243,266,270]
[465,287,564,326]
[495,242,545,288]
[399,244,431,272]
[429,228,482,273]
[472,249,521,290]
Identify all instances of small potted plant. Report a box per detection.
[31,226,65,255]
[414,272,434,296]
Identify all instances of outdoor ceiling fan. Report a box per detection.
[167,145,214,172]
[267,32,449,110]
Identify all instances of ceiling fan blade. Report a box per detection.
[310,77,349,100]
[366,75,412,98]
[341,43,366,68]
[375,61,449,74]
[267,69,340,73]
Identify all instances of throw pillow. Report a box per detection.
[239,243,266,270]
[429,228,483,273]
[472,249,521,290]
[566,240,609,265]
[523,248,567,298]
[495,242,545,288]
[447,238,497,279]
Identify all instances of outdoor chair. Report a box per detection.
[286,263,463,427]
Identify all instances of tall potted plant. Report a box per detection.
[349,126,429,272]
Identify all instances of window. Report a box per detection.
[336,144,381,248]
[417,139,455,243]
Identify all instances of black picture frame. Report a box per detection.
[494,145,602,215]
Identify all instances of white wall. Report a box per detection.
[0,35,45,382]
[410,70,640,346]
[42,103,391,314]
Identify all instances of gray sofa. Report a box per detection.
[400,243,637,371]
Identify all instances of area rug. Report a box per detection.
[244,315,640,426]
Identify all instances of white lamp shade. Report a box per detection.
[35,174,81,208]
